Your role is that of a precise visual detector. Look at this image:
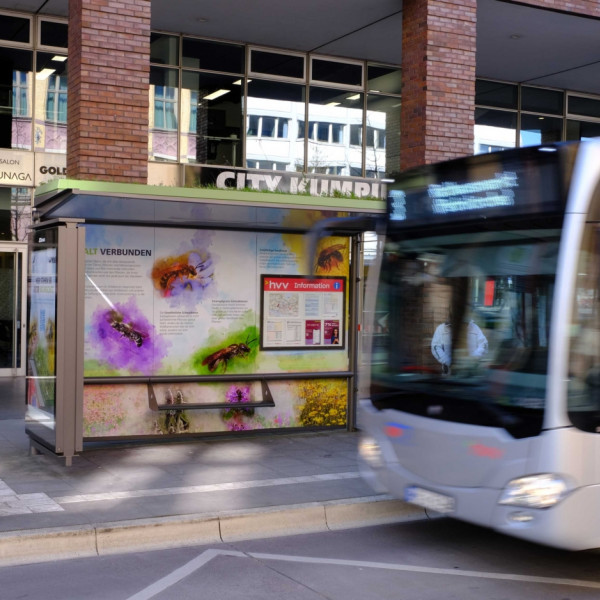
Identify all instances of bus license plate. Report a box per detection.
[404,486,455,514]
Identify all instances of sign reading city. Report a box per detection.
[260,275,346,350]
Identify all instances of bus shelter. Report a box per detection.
[26,179,383,464]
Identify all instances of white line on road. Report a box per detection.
[125,547,600,600]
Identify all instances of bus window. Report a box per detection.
[568,223,600,432]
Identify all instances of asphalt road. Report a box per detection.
[2,516,600,599]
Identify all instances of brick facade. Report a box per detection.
[520,0,600,17]
[67,0,150,183]
[400,0,477,171]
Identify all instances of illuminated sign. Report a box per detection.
[429,172,518,215]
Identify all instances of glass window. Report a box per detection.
[475,80,518,110]
[308,86,363,177]
[247,79,306,171]
[182,38,244,73]
[181,71,242,166]
[474,108,517,154]
[568,95,600,119]
[40,20,68,48]
[149,67,178,161]
[350,124,362,146]
[331,123,344,144]
[277,118,289,138]
[366,95,401,177]
[371,229,558,438]
[0,187,31,242]
[0,14,30,44]
[33,53,67,152]
[261,116,275,137]
[250,50,304,79]
[311,58,362,87]
[151,33,179,66]
[568,222,600,433]
[0,47,33,150]
[367,65,401,94]
[247,115,259,137]
[519,114,562,147]
[566,120,600,141]
[521,87,563,115]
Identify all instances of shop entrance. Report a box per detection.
[0,246,26,376]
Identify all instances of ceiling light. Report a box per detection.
[204,89,230,100]
[52,55,67,62]
[346,94,360,100]
[36,68,55,80]
[326,102,341,107]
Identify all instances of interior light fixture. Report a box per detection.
[326,102,341,107]
[51,55,67,62]
[36,68,55,80]
[204,89,230,100]
[346,94,360,100]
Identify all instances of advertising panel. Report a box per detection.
[82,225,350,437]
[26,229,58,422]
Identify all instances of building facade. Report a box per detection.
[1,0,600,381]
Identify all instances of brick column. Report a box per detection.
[67,0,150,183]
[400,0,476,170]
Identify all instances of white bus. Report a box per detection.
[358,139,600,550]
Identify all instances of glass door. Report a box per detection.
[0,248,26,376]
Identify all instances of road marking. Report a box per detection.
[125,548,600,599]
[54,472,362,504]
[0,479,63,516]
[125,550,246,600]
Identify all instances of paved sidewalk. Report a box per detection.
[0,377,424,566]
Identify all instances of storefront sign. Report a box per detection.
[185,165,385,199]
[0,150,34,186]
[35,153,67,186]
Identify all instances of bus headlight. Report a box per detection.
[499,474,568,509]
[358,436,383,469]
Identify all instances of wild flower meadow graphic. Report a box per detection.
[89,297,170,374]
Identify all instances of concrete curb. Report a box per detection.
[0,497,426,566]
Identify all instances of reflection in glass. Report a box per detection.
[0,47,32,150]
[27,228,58,440]
[474,108,517,154]
[151,33,179,66]
[568,224,600,432]
[149,67,179,161]
[35,52,68,153]
[521,86,563,115]
[182,38,244,74]
[307,86,363,176]
[181,71,242,166]
[568,95,600,119]
[367,65,401,95]
[311,59,362,87]
[566,120,600,141]
[366,95,401,178]
[475,80,518,109]
[0,187,32,242]
[246,79,305,171]
[519,114,562,147]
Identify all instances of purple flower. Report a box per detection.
[225,385,250,404]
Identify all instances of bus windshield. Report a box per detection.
[368,226,560,439]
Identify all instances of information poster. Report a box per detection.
[261,275,345,349]
[82,225,351,438]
